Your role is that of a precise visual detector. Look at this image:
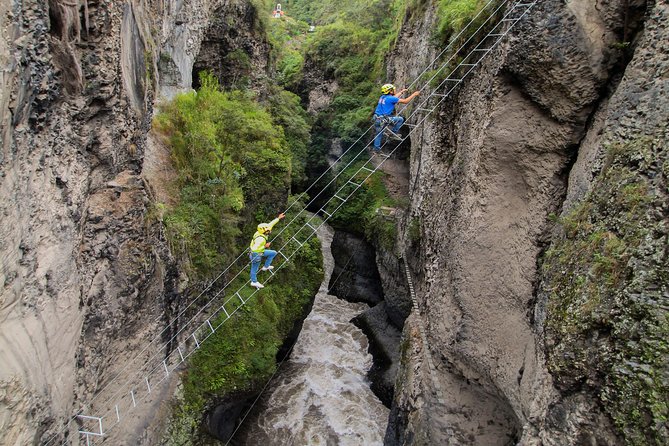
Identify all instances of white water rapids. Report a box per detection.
[235,224,389,445]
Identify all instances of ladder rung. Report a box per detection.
[279,251,289,261]
[502,17,519,22]
[460,63,477,67]
[321,210,332,218]
[361,166,374,173]
[236,291,245,303]
[347,180,362,187]
[222,305,230,318]
[334,194,346,201]
[291,235,304,246]
[488,33,504,37]
[443,78,462,82]
[417,108,434,113]
[474,48,491,52]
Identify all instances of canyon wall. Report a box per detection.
[0,0,256,443]
[384,0,665,444]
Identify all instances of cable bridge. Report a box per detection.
[45,0,537,443]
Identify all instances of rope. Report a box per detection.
[327,254,355,291]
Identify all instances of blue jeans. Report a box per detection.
[374,115,404,149]
[250,250,277,283]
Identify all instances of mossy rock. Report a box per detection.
[542,137,668,445]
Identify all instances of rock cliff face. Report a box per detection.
[0,0,169,443]
[383,0,666,444]
[192,0,270,91]
[0,0,266,444]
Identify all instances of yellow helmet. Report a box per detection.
[381,83,395,94]
[257,223,271,233]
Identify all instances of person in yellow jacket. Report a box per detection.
[249,213,285,289]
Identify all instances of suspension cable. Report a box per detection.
[47,1,537,443]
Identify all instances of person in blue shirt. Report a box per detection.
[373,83,420,151]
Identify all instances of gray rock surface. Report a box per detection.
[158,0,227,100]
[192,0,270,92]
[384,0,663,444]
[0,0,224,443]
[352,302,402,407]
[329,230,384,305]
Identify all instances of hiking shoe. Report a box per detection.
[250,281,265,289]
[385,129,403,141]
[260,266,274,272]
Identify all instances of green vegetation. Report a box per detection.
[179,207,323,416]
[260,0,413,249]
[435,0,490,43]
[265,13,309,88]
[326,160,399,250]
[155,71,322,442]
[266,86,312,189]
[542,137,668,445]
[299,0,406,148]
[154,73,296,277]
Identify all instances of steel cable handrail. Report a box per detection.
[70,0,517,426]
[47,1,536,443]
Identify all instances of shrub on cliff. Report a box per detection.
[325,160,398,250]
[155,72,323,442]
[154,72,291,277]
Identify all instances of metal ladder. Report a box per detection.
[49,1,537,443]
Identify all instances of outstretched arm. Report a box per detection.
[394,88,408,98]
[398,90,420,104]
[266,213,286,231]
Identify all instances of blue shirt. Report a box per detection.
[374,94,400,116]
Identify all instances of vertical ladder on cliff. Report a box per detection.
[43,1,537,444]
[402,258,446,403]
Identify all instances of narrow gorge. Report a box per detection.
[1,1,666,445]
